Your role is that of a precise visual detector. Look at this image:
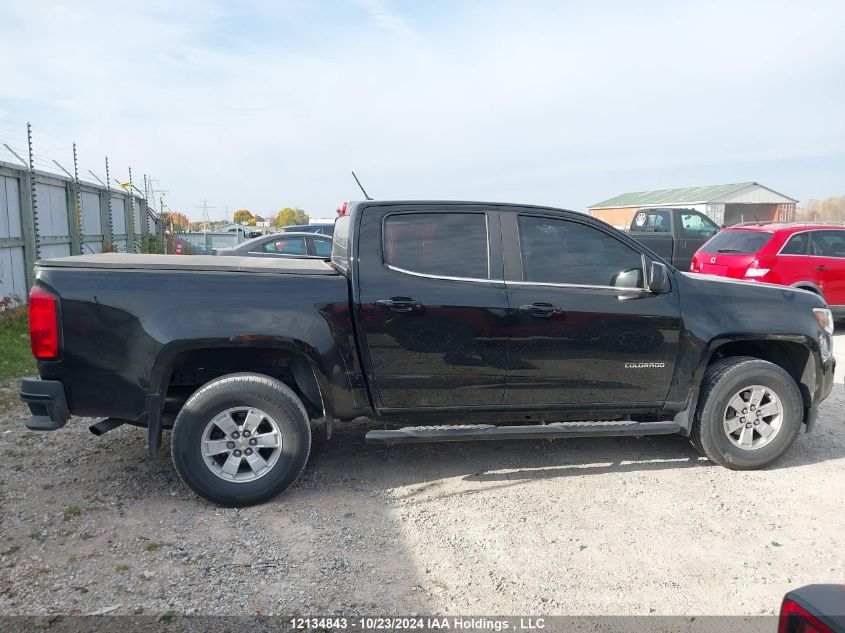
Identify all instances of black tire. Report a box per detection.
[691,357,803,470]
[171,373,311,507]
[688,432,705,457]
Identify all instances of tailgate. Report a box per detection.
[699,253,755,278]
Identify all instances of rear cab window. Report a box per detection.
[633,210,671,233]
[700,230,774,254]
[331,215,350,272]
[382,212,489,279]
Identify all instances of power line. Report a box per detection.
[195,199,216,235]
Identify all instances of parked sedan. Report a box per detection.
[279,223,334,236]
[213,232,333,259]
[690,223,845,317]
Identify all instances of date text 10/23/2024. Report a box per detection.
[289,617,547,631]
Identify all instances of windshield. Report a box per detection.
[700,230,773,254]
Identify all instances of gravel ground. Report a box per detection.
[1,334,843,617]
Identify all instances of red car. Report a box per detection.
[690,223,845,317]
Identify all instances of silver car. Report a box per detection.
[213,232,332,259]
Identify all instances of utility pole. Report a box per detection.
[195,199,216,235]
[194,199,216,254]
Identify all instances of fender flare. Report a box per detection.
[145,339,334,457]
[684,334,820,430]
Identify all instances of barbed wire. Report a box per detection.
[0,120,166,214]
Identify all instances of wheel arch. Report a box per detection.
[151,341,332,421]
[790,281,824,298]
[697,337,816,423]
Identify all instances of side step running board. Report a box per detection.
[365,421,681,444]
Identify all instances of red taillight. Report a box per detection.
[29,286,59,359]
[336,201,348,216]
[779,599,833,633]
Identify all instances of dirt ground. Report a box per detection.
[1,334,843,617]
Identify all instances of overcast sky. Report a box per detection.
[1,0,844,221]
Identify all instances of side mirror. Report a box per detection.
[612,267,643,289]
[648,262,670,294]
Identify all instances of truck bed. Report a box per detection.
[38,253,338,275]
[31,253,358,425]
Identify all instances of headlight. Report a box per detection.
[814,307,834,336]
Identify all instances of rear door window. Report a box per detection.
[253,236,307,255]
[780,232,810,255]
[312,236,332,258]
[383,212,489,279]
[811,230,845,258]
[700,230,773,254]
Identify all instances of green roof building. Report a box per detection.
[588,182,797,229]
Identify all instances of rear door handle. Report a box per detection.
[519,302,562,318]
[816,265,827,272]
[375,297,421,313]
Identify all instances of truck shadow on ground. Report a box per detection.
[305,382,845,496]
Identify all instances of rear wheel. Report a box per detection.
[171,373,311,506]
[691,357,802,469]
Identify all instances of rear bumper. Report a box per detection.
[19,378,70,431]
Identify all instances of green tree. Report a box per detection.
[275,207,309,227]
[161,211,189,231]
[233,209,254,225]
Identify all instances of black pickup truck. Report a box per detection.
[628,207,721,270]
[21,201,836,506]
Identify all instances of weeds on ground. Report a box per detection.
[63,506,82,521]
[159,611,177,623]
[28,531,47,543]
[0,295,34,381]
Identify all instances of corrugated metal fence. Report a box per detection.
[0,160,162,303]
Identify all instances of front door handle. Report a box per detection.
[376,297,421,313]
[816,265,827,272]
[519,302,562,318]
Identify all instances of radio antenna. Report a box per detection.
[351,171,373,200]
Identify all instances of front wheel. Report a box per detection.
[692,357,803,470]
[171,373,311,506]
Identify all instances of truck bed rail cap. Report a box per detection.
[36,253,338,275]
